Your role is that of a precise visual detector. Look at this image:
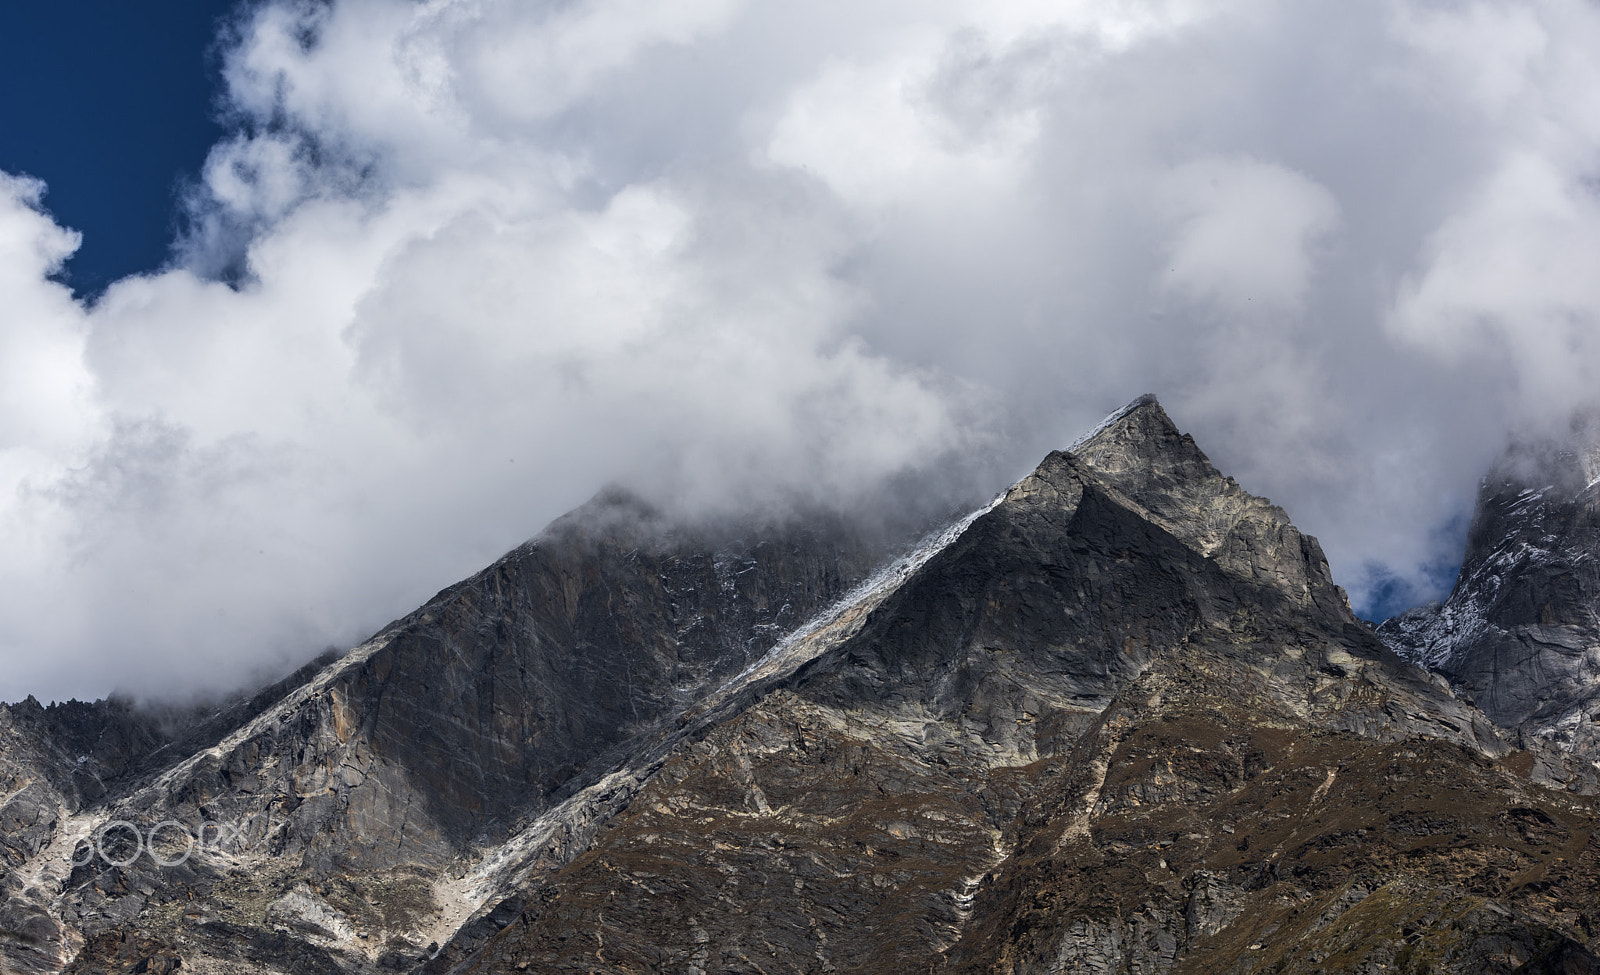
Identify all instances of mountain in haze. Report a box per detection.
[1379,416,1600,763]
[4,396,1600,975]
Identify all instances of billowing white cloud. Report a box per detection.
[765,49,1041,210]
[1391,152,1600,421]
[1158,156,1339,315]
[6,0,1600,701]
[0,175,97,465]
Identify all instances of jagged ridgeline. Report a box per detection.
[1380,418,1600,766]
[5,396,1600,975]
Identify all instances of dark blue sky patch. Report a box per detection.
[0,0,243,297]
[1353,510,1471,623]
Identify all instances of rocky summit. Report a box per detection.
[6,396,1600,975]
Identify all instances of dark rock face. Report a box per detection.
[9,397,1600,975]
[126,492,892,874]
[1380,428,1600,761]
[6,492,899,974]
[456,399,1597,975]
[0,656,340,975]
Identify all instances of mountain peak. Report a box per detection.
[1485,412,1600,501]
[1068,393,1214,486]
[12,392,1600,975]
[1067,393,1164,452]
[1053,394,1343,609]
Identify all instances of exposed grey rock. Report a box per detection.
[9,396,1600,975]
[442,398,1592,975]
[1379,420,1600,764]
[267,885,357,941]
[10,492,906,974]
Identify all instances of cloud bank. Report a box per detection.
[5,0,1600,702]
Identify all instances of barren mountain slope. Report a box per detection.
[1381,426,1600,763]
[6,498,898,974]
[11,398,1600,975]
[440,400,1600,975]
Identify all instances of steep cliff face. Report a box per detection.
[5,493,901,974]
[9,398,1600,975]
[1380,427,1600,762]
[436,400,1598,975]
[0,655,340,975]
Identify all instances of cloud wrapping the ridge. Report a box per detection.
[4,0,1600,701]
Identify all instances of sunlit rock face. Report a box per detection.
[9,398,1600,975]
[1380,420,1600,763]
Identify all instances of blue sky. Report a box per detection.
[0,1,238,295]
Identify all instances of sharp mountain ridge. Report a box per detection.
[4,397,1600,975]
[1380,415,1600,764]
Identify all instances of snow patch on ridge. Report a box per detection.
[1068,393,1159,453]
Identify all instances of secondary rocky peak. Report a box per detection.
[1380,422,1600,761]
[1486,409,1600,500]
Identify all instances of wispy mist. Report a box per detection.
[5,0,1600,702]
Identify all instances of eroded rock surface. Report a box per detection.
[9,397,1600,975]
[442,400,1599,975]
[8,494,900,974]
[1,655,339,974]
[1380,425,1600,763]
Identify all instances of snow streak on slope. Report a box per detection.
[713,395,1156,701]
[1068,394,1158,453]
[709,490,1008,700]
[439,489,1018,944]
